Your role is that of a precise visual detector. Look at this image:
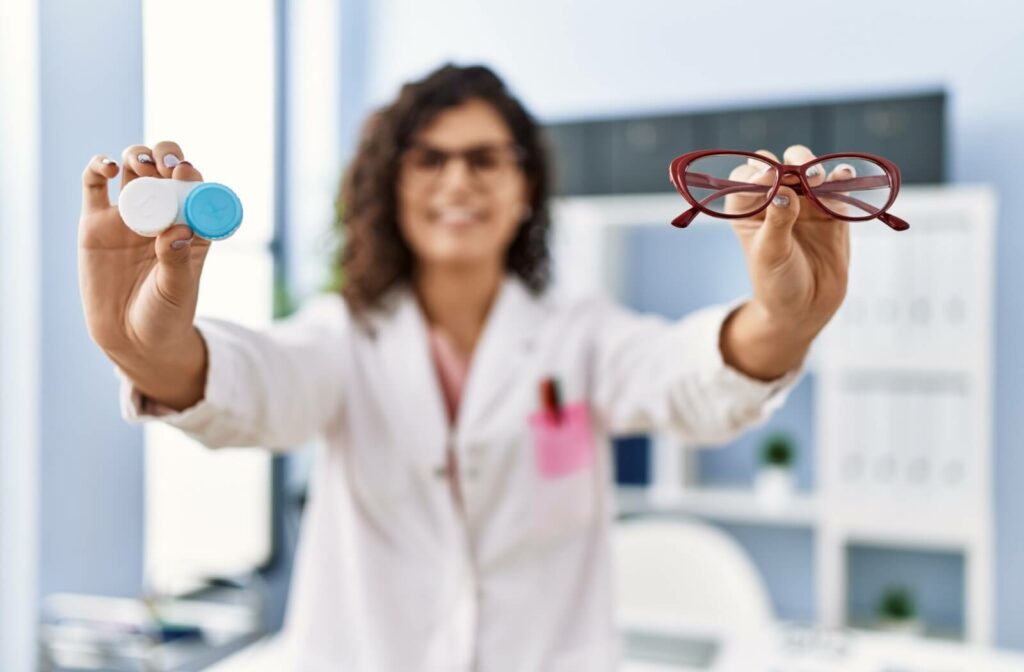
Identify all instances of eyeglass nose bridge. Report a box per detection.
[435,153,478,184]
[773,164,828,195]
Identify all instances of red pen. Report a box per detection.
[539,376,563,423]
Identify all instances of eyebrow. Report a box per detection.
[409,141,515,154]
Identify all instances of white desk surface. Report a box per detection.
[213,623,1024,671]
[620,619,1024,672]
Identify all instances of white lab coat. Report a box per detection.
[121,275,800,672]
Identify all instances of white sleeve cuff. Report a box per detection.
[116,318,250,439]
[685,297,805,424]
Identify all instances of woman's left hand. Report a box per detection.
[717,144,851,381]
[728,144,851,336]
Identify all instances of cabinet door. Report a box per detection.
[705,105,825,158]
[608,116,698,194]
[544,122,589,195]
[829,94,945,184]
[584,120,617,195]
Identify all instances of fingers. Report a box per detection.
[120,144,159,191]
[782,144,815,166]
[783,145,839,222]
[119,141,202,189]
[828,163,857,181]
[153,141,204,182]
[748,149,781,201]
[758,184,801,263]
[152,141,201,180]
[818,163,856,217]
[81,155,119,214]
[171,160,203,182]
[155,223,212,257]
[782,145,821,190]
[153,224,212,304]
[726,160,774,216]
[152,141,183,176]
[764,184,800,229]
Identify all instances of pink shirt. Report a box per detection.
[427,326,471,507]
[427,325,470,425]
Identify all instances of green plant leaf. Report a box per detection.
[759,432,795,467]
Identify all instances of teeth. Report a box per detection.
[437,208,478,223]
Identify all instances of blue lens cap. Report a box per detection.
[184,183,243,240]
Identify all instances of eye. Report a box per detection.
[467,149,501,171]
[409,148,446,170]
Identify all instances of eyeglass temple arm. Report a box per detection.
[878,212,910,231]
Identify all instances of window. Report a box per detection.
[141,0,277,594]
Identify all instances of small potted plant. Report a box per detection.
[875,586,924,636]
[754,433,796,506]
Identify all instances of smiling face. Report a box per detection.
[397,98,531,275]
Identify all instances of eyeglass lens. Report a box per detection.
[403,144,522,187]
[681,154,893,220]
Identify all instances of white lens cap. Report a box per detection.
[118,177,178,236]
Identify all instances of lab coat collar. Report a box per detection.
[457,275,547,436]
[373,274,548,450]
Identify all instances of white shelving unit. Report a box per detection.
[616,486,819,528]
[815,185,996,644]
[553,185,997,644]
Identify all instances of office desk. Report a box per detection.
[39,591,264,672]
[622,619,1024,671]
[214,621,1024,671]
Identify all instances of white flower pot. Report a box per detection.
[877,618,926,637]
[755,466,795,508]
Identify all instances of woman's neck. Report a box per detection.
[414,263,504,357]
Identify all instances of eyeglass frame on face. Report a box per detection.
[398,141,528,191]
[668,149,910,231]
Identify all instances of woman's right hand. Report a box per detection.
[79,142,213,409]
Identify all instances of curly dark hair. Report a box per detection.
[335,63,553,314]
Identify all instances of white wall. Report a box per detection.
[0,0,40,668]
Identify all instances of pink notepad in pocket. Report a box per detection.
[528,402,596,479]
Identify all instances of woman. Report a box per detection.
[79,64,848,671]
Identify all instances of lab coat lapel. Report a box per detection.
[374,286,449,464]
[457,275,546,435]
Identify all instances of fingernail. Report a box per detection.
[138,153,154,164]
[171,238,192,250]
[836,163,856,177]
[163,154,181,169]
[772,195,790,208]
[806,165,823,178]
[101,158,116,166]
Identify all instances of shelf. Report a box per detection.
[559,185,997,644]
[616,486,819,528]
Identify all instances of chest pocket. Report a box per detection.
[527,401,601,538]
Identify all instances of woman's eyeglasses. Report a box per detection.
[669,150,909,231]
[399,142,526,191]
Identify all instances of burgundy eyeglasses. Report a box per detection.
[668,150,910,231]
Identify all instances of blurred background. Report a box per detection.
[1,1,1022,670]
